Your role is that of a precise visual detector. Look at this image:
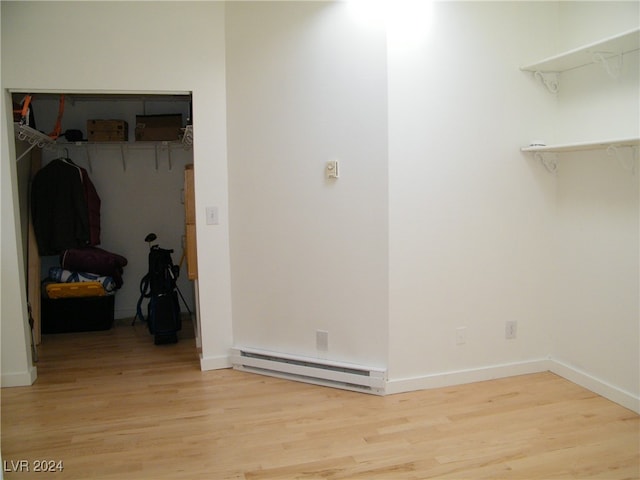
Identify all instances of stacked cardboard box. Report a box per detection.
[87,120,128,142]
[135,114,183,141]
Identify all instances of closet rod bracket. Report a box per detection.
[533,151,558,173]
[607,144,638,174]
[591,51,622,79]
[165,141,173,171]
[15,142,39,163]
[121,144,128,172]
[86,145,93,174]
[154,144,160,171]
[534,71,559,94]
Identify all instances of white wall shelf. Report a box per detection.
[521,137,640,153]
[520,27,640,74]
[522,138,639,174]
[521,26,639,172]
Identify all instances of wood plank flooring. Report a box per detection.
[2,319,638,479]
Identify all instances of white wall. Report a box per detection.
[551,2,639,404]
[1,1,232,382]
[553,151,639,400]
[387,1,559,389]
[387,0,639,410]
[1,91,37,386]
[226,2,389,367]
[557,1,639,52]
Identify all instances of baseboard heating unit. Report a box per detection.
[230,347,387,395]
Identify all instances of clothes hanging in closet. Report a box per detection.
[31,158,101,255]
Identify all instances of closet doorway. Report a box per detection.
[13,91,200,356]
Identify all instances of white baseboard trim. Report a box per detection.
[385,358,551,395]
[200,354,232,371]
[549,357,640,414]
[385,358,639,414]
[1,365,37,388]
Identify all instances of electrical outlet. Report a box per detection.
[505,321,517,339]
[316,330,329,352]
[456,327,467,345]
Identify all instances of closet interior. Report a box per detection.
[13,92,197,345]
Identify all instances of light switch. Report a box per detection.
[206,206,219,225]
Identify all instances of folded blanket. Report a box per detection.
[60,247,127,288]
[49,267,116,293]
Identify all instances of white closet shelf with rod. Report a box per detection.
[55,139,192,172]
[15,123,193,172]
[14,123,57,161]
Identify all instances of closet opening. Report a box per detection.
[12,90,200,366]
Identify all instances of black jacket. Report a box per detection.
[31,158,97,255]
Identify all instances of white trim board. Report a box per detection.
[385,358,639,414]
[199,354,640,413]
[200,354,232,371]
[385,359,551,395]
[549,358,639,414]
[1,366,37,388]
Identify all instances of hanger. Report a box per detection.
[54,151,83,181]
[56,148,79,167]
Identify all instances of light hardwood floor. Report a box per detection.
[2,319,638,479]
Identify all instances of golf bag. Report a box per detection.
[136,245,182,344]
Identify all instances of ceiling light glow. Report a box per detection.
[348,0,434,50]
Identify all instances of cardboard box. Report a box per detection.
[87,119,128,141]
[135,114,183,141]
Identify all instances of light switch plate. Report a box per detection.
[206,206,219,225]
